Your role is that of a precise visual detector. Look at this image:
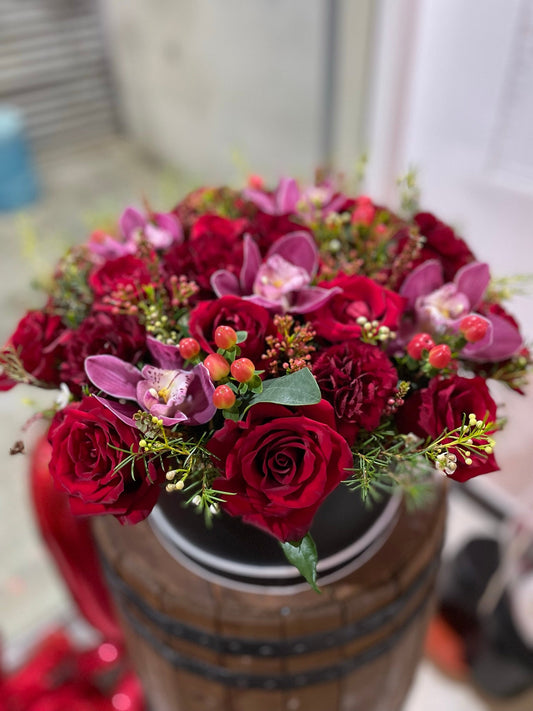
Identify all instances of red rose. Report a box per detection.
[48,397,163,524]
[89,254,153,299]
[59,311,146,395]
[208,401,353,542]
[310,274,405,342]
[393,213,475,285]
[247,211,310,253]
[0,310,65,389]
[398,375,499,482]
[188,296,275,361]
[188,214,248,290]
[313,341,398,443]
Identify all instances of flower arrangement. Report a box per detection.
[1,176,530,589]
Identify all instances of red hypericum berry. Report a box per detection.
[214,325,238,350]
[178,337,200,360]
[230,357,255,383]
[407,333,435,360]
[203,353,230,381]
[247,174,264,190]
[459,314,489,343]
[428,344,452,369]
[212,384,236,410]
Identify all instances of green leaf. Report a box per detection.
[236,330,248,344]
[243,368,320,414]
[280,534,321,593]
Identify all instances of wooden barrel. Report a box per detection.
[92,484,446,711]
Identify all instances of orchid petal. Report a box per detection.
[245,294,285,313]
[289,285,342,314]
[267,231,318,278]
[154,212,183,242]
[93,396,138,427]
[454,262,490,310]
[211,269,241,297]
[275,177,299,214]
[186,363,217,424]
[148,407,189,426]
[85,355,142,399]
[400,260,444,309]
[242,188,276,214]
[144,223,176,250]
[146,336,184,369]
[119,207,145,239]
[465,313,523,362]
[240,235,262,293]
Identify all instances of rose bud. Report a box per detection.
[204,353,230,381]
[428,344,452,369]
[230,357,255,383]
[407,333,436,360]
[459,314,489,343]
[213,384,236,410]
[178,337,200,360]
[214,325,238,350]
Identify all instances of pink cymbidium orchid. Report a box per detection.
[84,337,215,427]
[211,232,340,314]
[88,207,183,259]
[400,260,522,361]
[243,177,348,221]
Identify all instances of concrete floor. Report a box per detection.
[0,138,532,710]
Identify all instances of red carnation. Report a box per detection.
[309,274,405,343]
[188,296,275,362]
[59,311,146,395]
[48,397,163,524]
[398,375,499,482]
[208,401,353,542]
[0,310,65,389]
[89,254,153,299]
[188,214,248,290]
[247,211,310,254]
[393,213,475,284]
[313,341,398,443]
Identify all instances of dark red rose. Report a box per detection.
[309,274,406,343]
[188,296,275,362]
[398,375,498,482]
[0,310,65,389]
[161,241,196,283]
[393,213,475,284]
[88,254,153,298]
[247,211,310,253]
[208,401,353,542]
[313,341,398,443]
[189,214,248,290]
[48,397,163,524]
[59,311,146,395]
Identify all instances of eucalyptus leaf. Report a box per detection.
[244,368,320,414]
[236,330,248,344]
[280,534,320,593]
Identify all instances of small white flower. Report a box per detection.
[55,383,71,410]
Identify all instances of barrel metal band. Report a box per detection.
[116,570,436,690]
[101,552,437,658]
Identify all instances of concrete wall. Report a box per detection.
[101,0,374,184]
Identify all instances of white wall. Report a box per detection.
[101,0,374,184]
[368,0,533,337]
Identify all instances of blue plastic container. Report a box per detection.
[0,105,39,212]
